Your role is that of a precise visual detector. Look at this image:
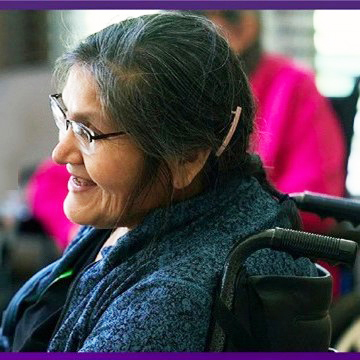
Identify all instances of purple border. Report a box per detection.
[0,353,355,359]
[1,0,360,359]
[0,0,360,9]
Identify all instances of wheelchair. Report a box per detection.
[207,191,360,351]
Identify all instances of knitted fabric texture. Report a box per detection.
[3,175,317,352]
[45,175,316,351]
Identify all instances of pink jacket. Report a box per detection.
[250,54,347,297]
[26,159,77,251]
[250,54,346,232]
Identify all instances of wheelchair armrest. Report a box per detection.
[207,228,358,352]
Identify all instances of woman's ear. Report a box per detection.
[171,148,211,190]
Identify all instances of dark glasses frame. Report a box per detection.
[49,93,126,142]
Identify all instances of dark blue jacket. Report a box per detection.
[0,176,317,352]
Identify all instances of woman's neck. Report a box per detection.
[95,227,129,262]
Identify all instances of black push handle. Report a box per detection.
[290,191,360,227]
[271,227,357,268]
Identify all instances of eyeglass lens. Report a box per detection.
[51,97,95,154]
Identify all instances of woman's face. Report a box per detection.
[52,66,167,229]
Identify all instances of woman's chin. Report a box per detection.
[63,195,116,228]
[63,194,93,226]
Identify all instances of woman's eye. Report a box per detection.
[82,123,101,136]
[72,123,88,137]
[78,129,87,137]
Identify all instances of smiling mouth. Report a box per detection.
[73,176,96,186]
[68,175,96,192]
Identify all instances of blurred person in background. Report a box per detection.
[25,158,79,252]
[0,164,60,314]
[0,64,64,313]
[194,10,347,297]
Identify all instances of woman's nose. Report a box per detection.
[52,129,83,165]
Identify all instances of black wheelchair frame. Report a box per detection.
[207,192,360,352]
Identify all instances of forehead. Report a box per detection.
[62,66,105,122]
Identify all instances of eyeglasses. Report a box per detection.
[49,93,126,155]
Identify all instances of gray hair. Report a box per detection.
[55,11,264,210]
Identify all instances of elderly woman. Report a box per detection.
[0,12,316,352]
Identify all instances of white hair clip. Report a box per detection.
[215,106,242,157]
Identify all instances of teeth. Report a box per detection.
[74,176,92,186]
[73,177,82,186]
